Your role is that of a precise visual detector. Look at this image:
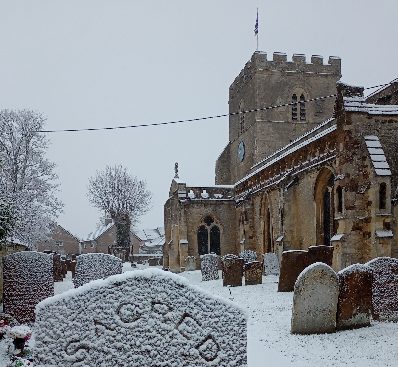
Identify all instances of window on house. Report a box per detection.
[300,94,306,121]
[239,100,245,134]
[379,182,387,210]
[337,186,343,213]
[90,242,95,248]
[55,241,63,246]
[292,94,298,121]
[83,243,87,249]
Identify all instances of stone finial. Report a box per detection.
[174,162,179,179]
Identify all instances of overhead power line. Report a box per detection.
[34,83,392,133]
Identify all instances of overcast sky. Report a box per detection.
[1,1,397,239]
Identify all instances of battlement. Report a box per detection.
[230,51,341,92]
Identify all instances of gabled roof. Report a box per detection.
[133,227,165,241]
[83,222,114,242]
[344,96,398,115]
[56,224,80,242]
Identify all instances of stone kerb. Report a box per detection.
[263,253,280,276]
[278,250,308,292]
[291,262,339,334]
[337,264,372,330]
[34,269,247,367]
[53,254,63,282]
[222,256,243,287]
[73,254,123,288]
[3,251,54,324]
[365,257,398,321]
[245,261,262,286]
[185,256,197,271]
[200,253,219,281]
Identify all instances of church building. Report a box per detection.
[163,51,398,273]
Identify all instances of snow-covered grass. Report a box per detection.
[1,263,398,366]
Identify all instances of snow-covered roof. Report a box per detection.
[344,96,398,115]
[364,136,391,176]
[133,227,165,241]
[83,222,114,242]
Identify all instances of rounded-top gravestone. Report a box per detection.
[185,256,197,271]
[365,257,398,321]
[34,269,247,367]
[3,251,54,324]
[263,253,280,276]
[291,262,338,334]
[73,253,123,288]
[337,263,372,330]
[200,253,219,281]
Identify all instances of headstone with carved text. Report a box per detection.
[34,269,247,367]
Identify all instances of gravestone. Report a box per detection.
[200,253,219,281]
[263,253,280,276]
[291,262,339,334]
[239,250,257,264]
[34,269,247,367]
[3,251,54,324]
[337,264,372,330]
[66,259,72,271]
[278,250,309,292]
[222,256,243,287]
[185,256,197,271]
[148,258,157,266]
[61,260,67,278]
[53,254,63,282]
[73,254,123,288]
[308,245,334,267]
[245,261,262,286]
[70,260,76,278]
[365,257,398,321]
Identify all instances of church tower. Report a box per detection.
[215,51,341,185]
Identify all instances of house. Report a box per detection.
[36,224,80,257]
[163,51,398,273]
[131,227,165,254]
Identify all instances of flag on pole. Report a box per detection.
[254,10,258,36]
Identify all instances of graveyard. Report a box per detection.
[1,253,398,366]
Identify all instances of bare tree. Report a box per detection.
[87,165,152,247]
[0,110,63,246]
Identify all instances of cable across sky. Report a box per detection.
[34,83,392,133]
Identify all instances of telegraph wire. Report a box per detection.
[34,83,392,133]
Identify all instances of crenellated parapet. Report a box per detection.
[230,51,341,94]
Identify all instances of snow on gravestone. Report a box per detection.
[263,253,280,276]
[185,256,197,271]
[238,250,257,264]
[3,251,54,324]
[365,257,398,321]
[200,253,219,281]
[73,253,122,288]
[34,269,247,367]
[336,264,372,330]
[222,255,243,287]
[291,262,339,334]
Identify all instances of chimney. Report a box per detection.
[105,215,113,226]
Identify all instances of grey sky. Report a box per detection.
[1,1,397,239]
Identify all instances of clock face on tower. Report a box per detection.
[238,141,245,162]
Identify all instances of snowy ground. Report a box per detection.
[1,263,398,366]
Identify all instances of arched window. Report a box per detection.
[292,94,298,121]
[336,186,343,213]
[197,216,221,255]
[239,100,245,134]
[300,94,306,121]
[379,182,387,210]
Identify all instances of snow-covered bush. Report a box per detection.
[239,250,257,264]
[73,253,123,288]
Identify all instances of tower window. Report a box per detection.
[379,182,387,210]
[300,94,306,121]
[292,94,298,121]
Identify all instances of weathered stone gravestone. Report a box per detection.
[61,260,67,278]
[3,251,54,324]
[185,256,197,271]
[239,250,257,264]
[308,245,334,267]
[53,254,63,282]
[291,262,339,334]
[148,258,158,266]
[263,253,280,276]
[222,256,243,287]
[34,269,247,367]
[278,250,309,292]
[337,264,372,330]
[70,260,76,278]
[245,261,262,286]
[73,253,123,288]
[200,253,219,281]
[365,257,398,321]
